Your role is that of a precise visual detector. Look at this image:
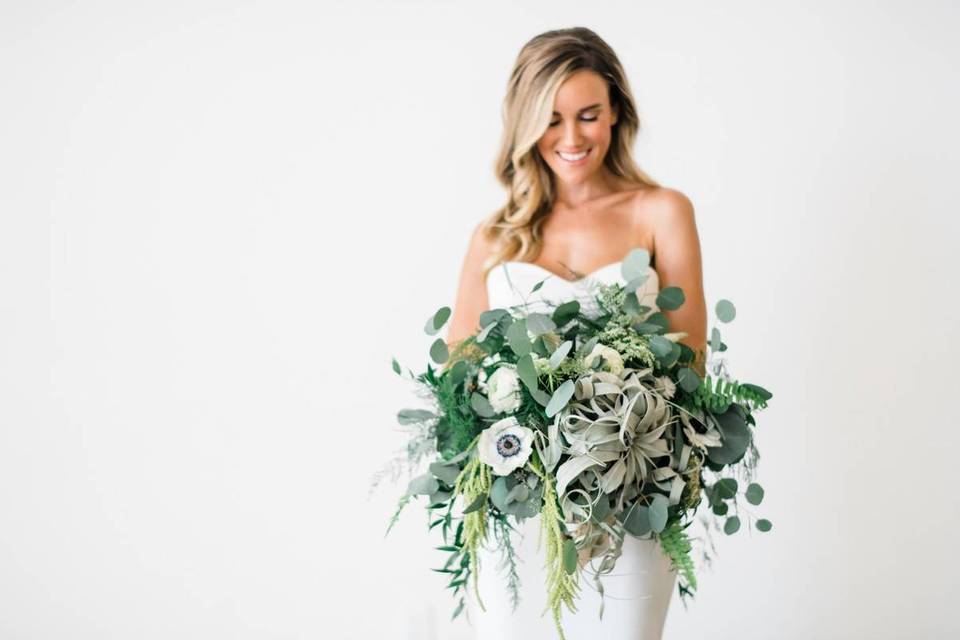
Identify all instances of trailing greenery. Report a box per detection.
[492,516,522,612]
[529,453,579,640]
[659,520,698,597]
[454,454,492,610]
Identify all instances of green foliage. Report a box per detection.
[659,520,698,599]
[689,374,772,413]
[529,453,579,640]
[492,517,522,611]
[426,366,482,461]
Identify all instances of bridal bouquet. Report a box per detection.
[378,248,772,639]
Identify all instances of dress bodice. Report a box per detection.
[485,260,661,317]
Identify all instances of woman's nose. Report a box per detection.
[561,121,585,147]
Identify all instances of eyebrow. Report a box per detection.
[552,103,602,115]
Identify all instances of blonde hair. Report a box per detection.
[480,27,660,278]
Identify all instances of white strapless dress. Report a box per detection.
[468,260,677,640]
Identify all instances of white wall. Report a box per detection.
[1,1,958,638]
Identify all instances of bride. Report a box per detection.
[444,27,708,640]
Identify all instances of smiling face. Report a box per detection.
[536,69,619,185]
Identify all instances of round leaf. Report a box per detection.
[756,518,773,532]
[723,515,741,535]
[470,392,495,418]
[619,504,651,537]
[424,306,452,335]
[429,338,449,364]
[525,312,556,336]
[714,478,738,500]
[656,286,685,311]
[706,408,752,465]
[677,367,702,393]
[505,318,532,356]
[746,483,765,505]
[715,299,736,323]
[621,247,650,281]
[648,494,668,533]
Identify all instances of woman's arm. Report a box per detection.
[646,189,708,377]
[445,222,493,351]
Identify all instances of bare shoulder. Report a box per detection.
[631,186,695,226]
[627,186,700,275]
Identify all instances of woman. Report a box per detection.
[445,27,707,639]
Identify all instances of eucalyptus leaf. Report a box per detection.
[745,483,765,505]
[429,462,461,485]
[724,515,741,535]
[618,503,651,537]
[477,320,498,343]
[714,478,738,500]
[506,318,532,356]
[648,335,674,359]
[632,322,663,335]
[715,299,736,323]
[489,476,509,510]
[677,367,702,393]
[479,308,508,326]
[470,392,495,418]
[621,247,650,281]
[424,306,452,336]
[531,388,552,407]
[545,379,576,418]
[648,494,669,533]
[429,338,449,364]
[548,340,572,370]
[391,357,401,376]
[756,519,773,532]
[640,312,670,333]
[656,286,685,311]
[552,300,580,327]
[408,473,439,496]
[516,354,539,393]
[428,489,452,505]
[623,291,641,315]
[576,335,600,359]
[712,502,728,516]
[710,327,722,352]
[526,312,557,336]
[589,494,612,523]
[505,483,529,504]
[707,407,752,465]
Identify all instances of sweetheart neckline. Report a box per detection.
[490,260,658,285]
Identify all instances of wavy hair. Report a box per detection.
[480,27,660,278]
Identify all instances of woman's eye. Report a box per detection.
[549,115,599,127]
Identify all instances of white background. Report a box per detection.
[2,1,958,638]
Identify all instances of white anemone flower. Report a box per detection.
[485,365,522,414]
[583,343,625,376]
[477,416,534,476]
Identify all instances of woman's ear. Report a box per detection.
[610,103,619,126]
